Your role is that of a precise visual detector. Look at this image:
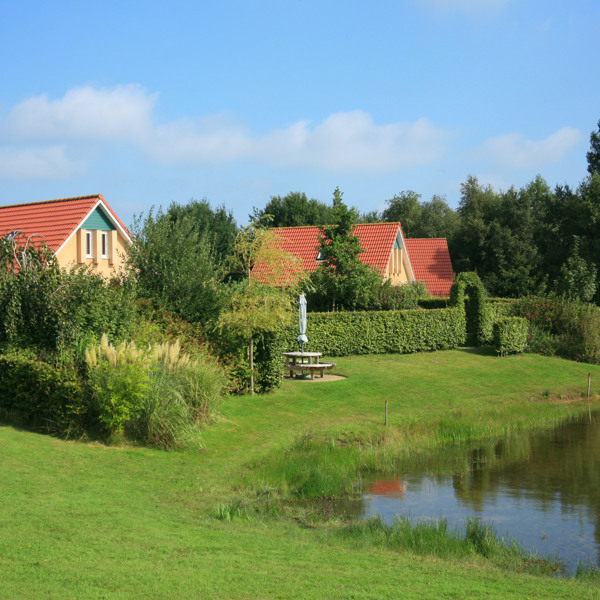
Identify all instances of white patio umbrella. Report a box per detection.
[298,293,308,352]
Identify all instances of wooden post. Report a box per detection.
[588,372,592,424]
[385,399,388,426]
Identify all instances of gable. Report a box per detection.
[0,194,131,255]
[80,206,115,231]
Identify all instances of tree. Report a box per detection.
[380,191,422,236]
[307,188,383,311]
[164,198,238,260]
[587,119,600,175]
[252,192,333,227]
[127,206,225,324]
[219,220,304,394]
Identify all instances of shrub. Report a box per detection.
[280,307,465,357]
[493,317,528,356]
[449,273,487,345]
[553,300,600,364]
[378,280,429,311]
[0,348,85,434]
[479,299,517,345]
[85,335,226,447]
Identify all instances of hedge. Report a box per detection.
[281,307,466,357]
[493,317,528,356]
[480,299,517,345]
[0,350,85,434]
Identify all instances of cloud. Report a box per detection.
[0,146,79,180]
[258,112,449,171]
[6,84,157,142]
[479,128,582,170]
[0,85,451,177]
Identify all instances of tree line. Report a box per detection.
[251,121,600,303]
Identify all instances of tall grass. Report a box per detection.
[335,516,563,576]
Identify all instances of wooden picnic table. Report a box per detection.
[282,352,336,379]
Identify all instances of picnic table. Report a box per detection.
[282,351,336,379]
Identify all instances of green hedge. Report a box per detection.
[449,272,487,345]
[493,317,528,356]
[480,299,517,345]
[0,350,85,434]
[282,307,466,357]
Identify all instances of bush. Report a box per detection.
[449,273,487,345]
[85,335,226,447]
[0,348,85,434]
[378,280,429,311]
[493,317,528,356]
[479,299,517,345]
[280,307,465,357]
[553,300,600,364]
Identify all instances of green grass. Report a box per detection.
[2,349,600,598]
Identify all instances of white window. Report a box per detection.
[85,231,93,258]
[101,232,109,259]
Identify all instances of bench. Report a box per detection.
[284,361,337,379]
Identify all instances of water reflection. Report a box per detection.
[359,415,600,573]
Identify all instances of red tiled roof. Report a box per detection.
[270,224,454,297]
[270,222,403,275]
[0,194,130,253]
[404,238,454,297]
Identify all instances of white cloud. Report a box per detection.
[479,128,582,170]
[258,112,449,171]
[0,85,452,177]
[0,146,79,180]
[6,84,157,142]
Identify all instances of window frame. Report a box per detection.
[85,231,93,258]
[101,231,109,259]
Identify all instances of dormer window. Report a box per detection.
[316,251,325,261]
[85,231,93,258]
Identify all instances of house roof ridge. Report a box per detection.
[0,194,103,211]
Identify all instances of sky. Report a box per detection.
[0,0,599,227]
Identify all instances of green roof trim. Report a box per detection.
[80,206,115,231]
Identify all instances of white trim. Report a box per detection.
[56,199,132,256]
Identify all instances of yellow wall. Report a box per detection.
[385,247,415,285]
[56,228,130,276]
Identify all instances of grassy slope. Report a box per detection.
[2,350,600,599]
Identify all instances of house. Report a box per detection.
[268,223,454,297]
[0,194,132,276]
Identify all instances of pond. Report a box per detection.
[354,414,600,574]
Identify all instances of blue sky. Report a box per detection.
[1,0,598,226]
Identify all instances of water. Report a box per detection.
[357,415,600,573]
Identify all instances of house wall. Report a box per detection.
[385,247,415,285]
[57,228,129,276]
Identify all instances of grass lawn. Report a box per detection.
[2,349,600,599]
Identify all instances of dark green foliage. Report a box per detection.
[307,188,385,311]
[0,349,85,434]
[493,317,528,356]
[381,191,460,240]
[449,272,487,345]
[587,119,600,175]
[252,191,333,227]
[164,198,237,261]
[281,308,465,356]
[127,205,226,324]
[254,330,287,393]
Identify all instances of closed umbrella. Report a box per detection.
[298,293,308,352]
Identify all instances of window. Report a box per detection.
[85,231,93,258]
[101,232,109,258]
[316,251,325,261]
